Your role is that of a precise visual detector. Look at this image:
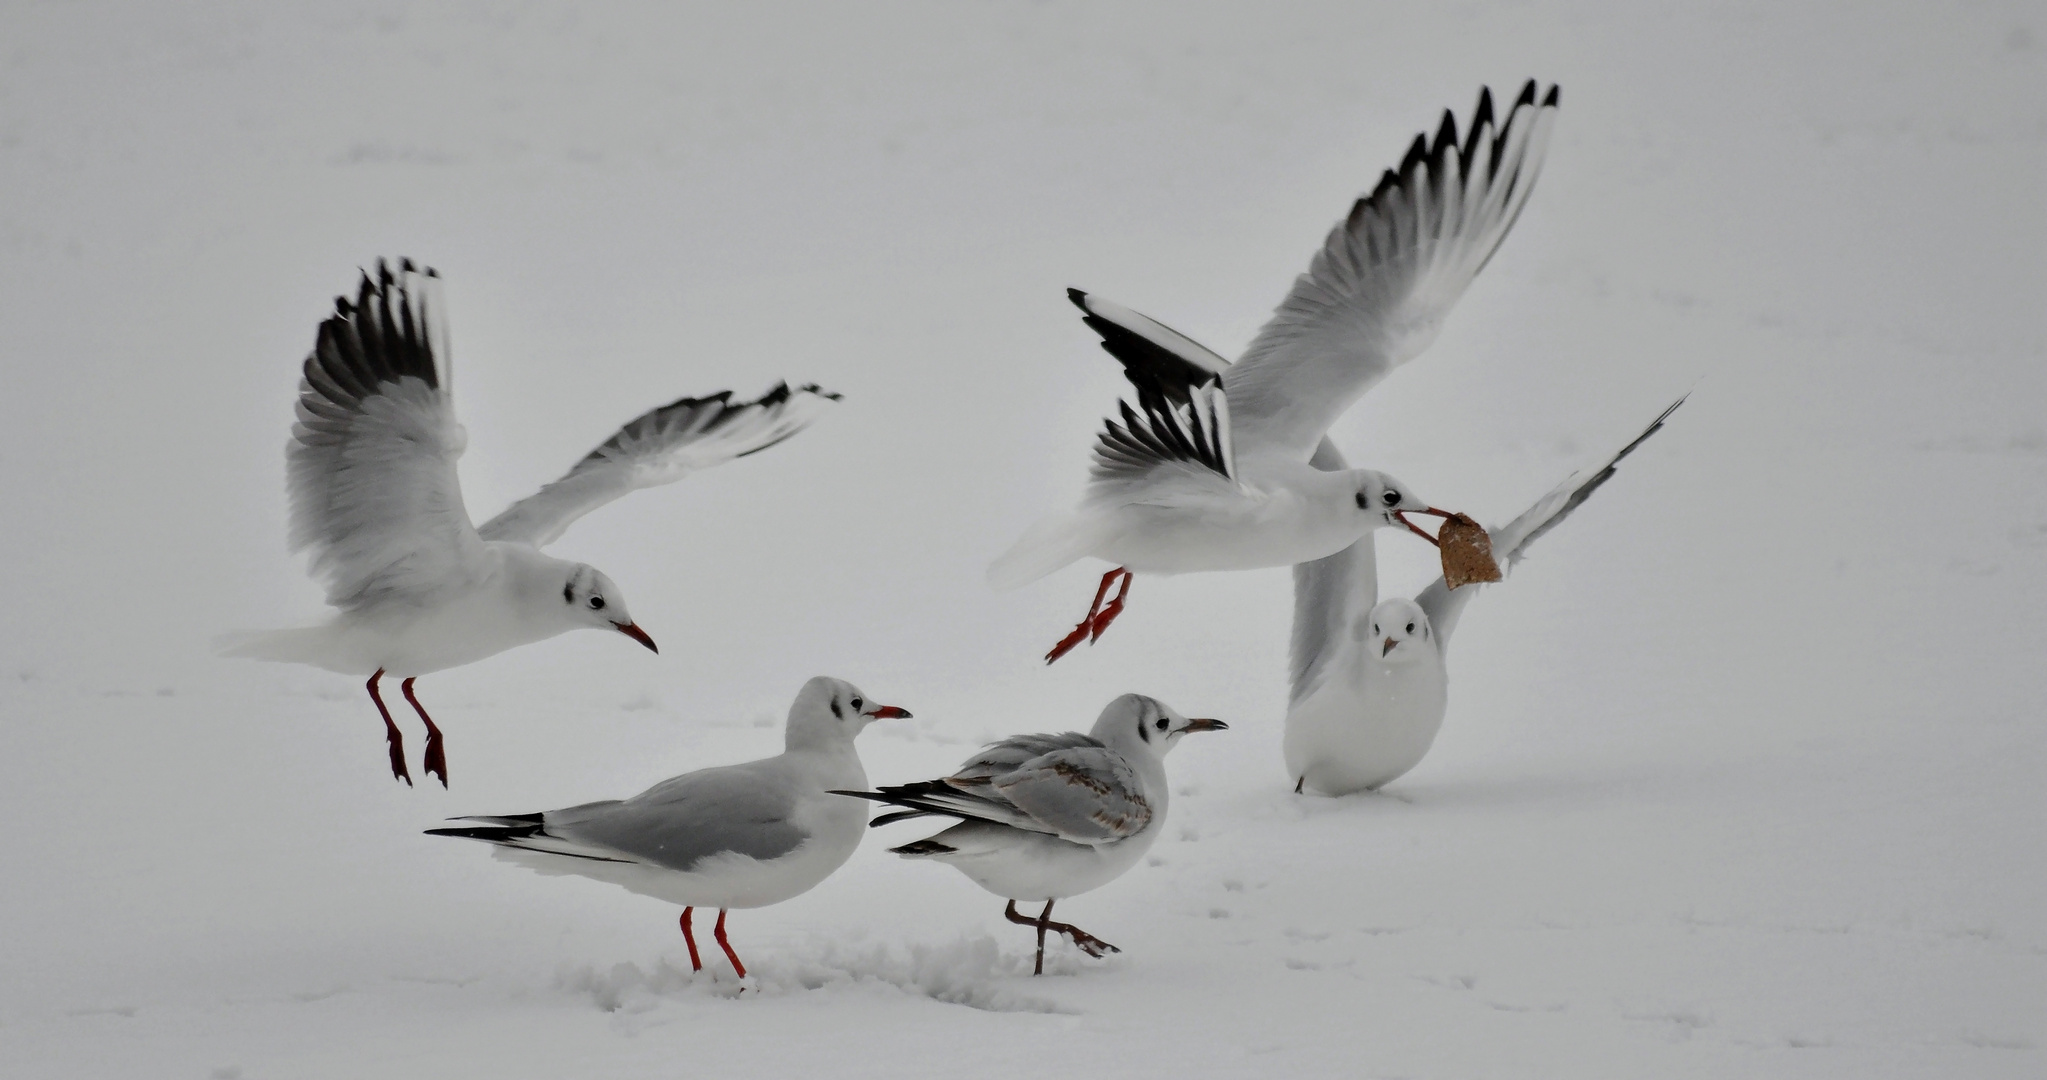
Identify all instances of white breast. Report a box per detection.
[1284,645,1449,795]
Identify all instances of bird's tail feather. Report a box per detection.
[987,512,1102,590]
[214,626,337,664]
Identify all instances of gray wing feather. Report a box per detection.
[1227,83,1560,461]
[953,732,1107,781]
[545,761,807,873]
[479,382,840,547]
[1288,438,1374,703]
[988,745,1152,843]
[286,261,486,608]
[1088,381,1236,496]
[1416,396,1684,648]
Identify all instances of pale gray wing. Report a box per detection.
[540,760,807,873]
[1415,396,1685,648]
[1288,438,1375,704]
[1227,83,1560,462]
[986,745,1153,843]
[479,382,841,548]
[287,260,487,608]
[952,731,1107,781]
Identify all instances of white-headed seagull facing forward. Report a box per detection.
[1286,398,1683,796]
[222,260,840,786]
[429,676,909,978]
[834,694,1226,975]
[989,82,1560,663]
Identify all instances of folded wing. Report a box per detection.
[479,382,841,548]
[1227,82,1559,462]
[287,260,486,609]
[839,735,1153,845]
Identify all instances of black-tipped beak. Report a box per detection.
[1394,507,1453,547]
[613,621,658,653]
[1382,637,1399,657]
[1181,718,1228,733]
[864,704,912,719]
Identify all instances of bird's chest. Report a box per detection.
[356,582,560,673]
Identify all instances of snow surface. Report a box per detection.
[1,2,2041,1077]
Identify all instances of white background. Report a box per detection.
[1,2,2040,1077]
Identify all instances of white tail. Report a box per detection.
[214,626,335,665]
[987,513,1102,590]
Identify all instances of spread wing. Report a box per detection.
[1288,438,1375,704]
[1227,82,1560,462]
[1086,381,1237,505]
[286,260,486,609]
[431,760,808,874]
[838,735,1152,844]
[1416,396,1684,647]
[479,382,841,548]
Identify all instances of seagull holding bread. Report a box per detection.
[835,694,1225,974]
[223,260,839,786]
[991,82,1559,663]
[1285,399,1684,795]
[429,677,908,977]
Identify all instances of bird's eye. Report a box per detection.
[1382,490,1401,506]
[588,596,606,610]
[1405,622,1415,634]
[851,698,863,711]
[1155,717,1170,731]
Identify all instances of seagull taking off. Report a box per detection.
[223,261,839,786]
[992,82,1559,663]
[835,694,1225,974]
[428,676,908,977]
[1286,398,1684,795]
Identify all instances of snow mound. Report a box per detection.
[555,935,1078,1015]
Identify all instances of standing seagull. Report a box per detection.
[993,82,1559,662]
[427,676,908,977]
[1285,399,1684,795]
[834,695,1225,974]
[223,260,839,786]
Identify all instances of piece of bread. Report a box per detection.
[1439,513,1503,589]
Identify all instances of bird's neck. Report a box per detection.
[495,545,583,628]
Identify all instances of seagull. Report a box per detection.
[426,676,908,977]
[834,694,1225,975]
[222,260,839,786]
[1285,398,1684,795]
[991,81,1560,663]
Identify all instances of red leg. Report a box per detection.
[679,907,703,972]
[365,670,411,786]
[1088,570,1134,642]
[712,909,747,978]
[1035,900,1055,976]
[1046,568,1127,664]
[1004,899,1046,975]
[399,677,447,788]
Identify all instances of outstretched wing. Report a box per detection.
[478,382,841,547]
[1288,438,1376,704]
[1067,288,1230,405]
[1087,381,1237,504]
[287,260,486,608]
[1416,396,1685,646]
[1227,82,1560,462]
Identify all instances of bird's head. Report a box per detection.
[788,676,911,749]
[1093,693,1228,759]
[563,564,656,652]
[1362,598,1432,663]
[1350,470,1451,545]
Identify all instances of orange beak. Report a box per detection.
[864,704,912,719]
[613,621,658,653]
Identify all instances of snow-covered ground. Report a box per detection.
[2,3,2041,1077]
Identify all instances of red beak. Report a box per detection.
[1382,637,1399,657]
[1394,507,1454,547]
[864,704,912,719]
[613,621,659,653]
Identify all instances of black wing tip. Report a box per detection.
[1066,286,1091,310]
[890,839,958,856]
[796,382,845,402]
[424,823,541,842]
